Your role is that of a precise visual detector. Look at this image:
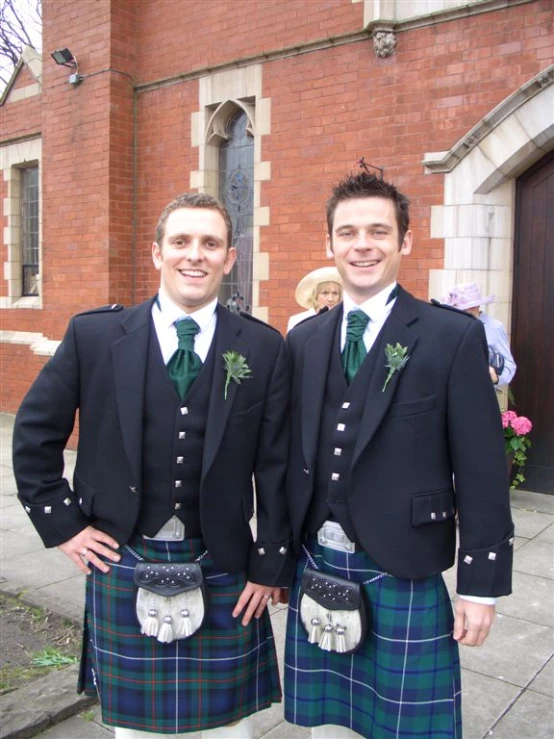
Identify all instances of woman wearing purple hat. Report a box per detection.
[441,282,516,386]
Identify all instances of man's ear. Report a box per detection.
[400,230,413,256]
[223,247,238,275]
[326,234,334,259]
[152,242,162,270]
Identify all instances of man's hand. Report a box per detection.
[489,366,499,384]
[232,581,284,626]
[453,599,495,646]
[58,525,121,575]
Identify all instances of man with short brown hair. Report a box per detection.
[14,193,293,738]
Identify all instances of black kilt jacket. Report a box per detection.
[286,286,514,597]
[13,299,294,586]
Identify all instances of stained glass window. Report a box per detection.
[218,110,254,313]
[21,166,39,296]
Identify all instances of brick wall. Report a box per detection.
[1,0,553,405]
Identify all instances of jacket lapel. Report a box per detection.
[352,288,419,469]
[301,306,343,469]
[111,299,154,485]
[202,305,249,478]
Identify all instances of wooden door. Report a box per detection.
[512,151,554,493]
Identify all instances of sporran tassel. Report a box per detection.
[335,624,347,653]
[308,617,322,644]
[178,608,192,637]
[142,608,159,637]
[318,622,334,651]
[157,615,174,643]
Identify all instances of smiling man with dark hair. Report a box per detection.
[284,171,514,739]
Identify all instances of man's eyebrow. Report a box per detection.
[168,232,224,241]
[335,222,392,230]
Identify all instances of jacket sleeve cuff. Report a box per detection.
[19,493,90,548]
[456,530,515,597]
[247,539,296,587]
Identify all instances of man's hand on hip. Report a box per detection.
[58,525,121,575]
[453,599,495,646]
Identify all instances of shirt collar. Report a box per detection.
[157,288,218,333]
[342,281,398,320]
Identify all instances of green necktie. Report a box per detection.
[167,318,202,400]
[342,309,370,384]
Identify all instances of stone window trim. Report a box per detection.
[1,137,43,310]
[191,65,271,322]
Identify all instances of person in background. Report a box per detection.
[13,192,294,739]
[287,266,343,332]
[284,171,513,739]
[440,282,517,387]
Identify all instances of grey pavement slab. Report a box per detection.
[0,527,47,560]
[26,575,86,624]
[510,489,554,515]
[510,507,554,539]
[1,466,17,492]
[513,527,554,580]
[0,547,81,591]
[496,571,554,627]
[0,664,95,739]
[490,689,554,739]
[459,612,553,687]
[528,655,554,698]
[0,501,32,530]
[36,705,113,738]
[259,721,311,738]
[460,670,521,739]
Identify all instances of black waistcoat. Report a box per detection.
[136,324,215,537]
[306,319,383,541]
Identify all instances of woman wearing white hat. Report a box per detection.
[287,267,343,332]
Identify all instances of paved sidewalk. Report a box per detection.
[1,411,553,738]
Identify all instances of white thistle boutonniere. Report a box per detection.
[223,351,252,400]
[382,343,409,392]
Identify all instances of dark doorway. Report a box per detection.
[512,150,554,493]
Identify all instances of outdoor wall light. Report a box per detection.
[50,48,83,86]
[51,48,76,67]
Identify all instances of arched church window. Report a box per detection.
[218,110,254,313]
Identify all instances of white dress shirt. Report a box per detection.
[340,282,397,352]
[152,289,217,364]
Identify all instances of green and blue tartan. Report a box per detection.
[80,535,281,734]
[284,536,461,739]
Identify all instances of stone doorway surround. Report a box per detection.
[424,66,554,337]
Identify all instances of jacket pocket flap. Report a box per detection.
[389,394,436,418]
[412,489,456,526]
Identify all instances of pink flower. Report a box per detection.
[501,410,517,428]
[511,416,532,436]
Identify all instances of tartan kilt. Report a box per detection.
[284,537,461,739]
[80,535,281,734]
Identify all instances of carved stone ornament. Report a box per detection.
[372,29,397,59]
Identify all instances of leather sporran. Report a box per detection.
[299,568,369,654]
[134,562,207,644]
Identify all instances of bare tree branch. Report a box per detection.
[0,0,42,91]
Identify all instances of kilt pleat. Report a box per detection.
[284,537,461,739]
[81,535,281,734]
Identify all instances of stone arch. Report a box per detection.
[205,99,255,145]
